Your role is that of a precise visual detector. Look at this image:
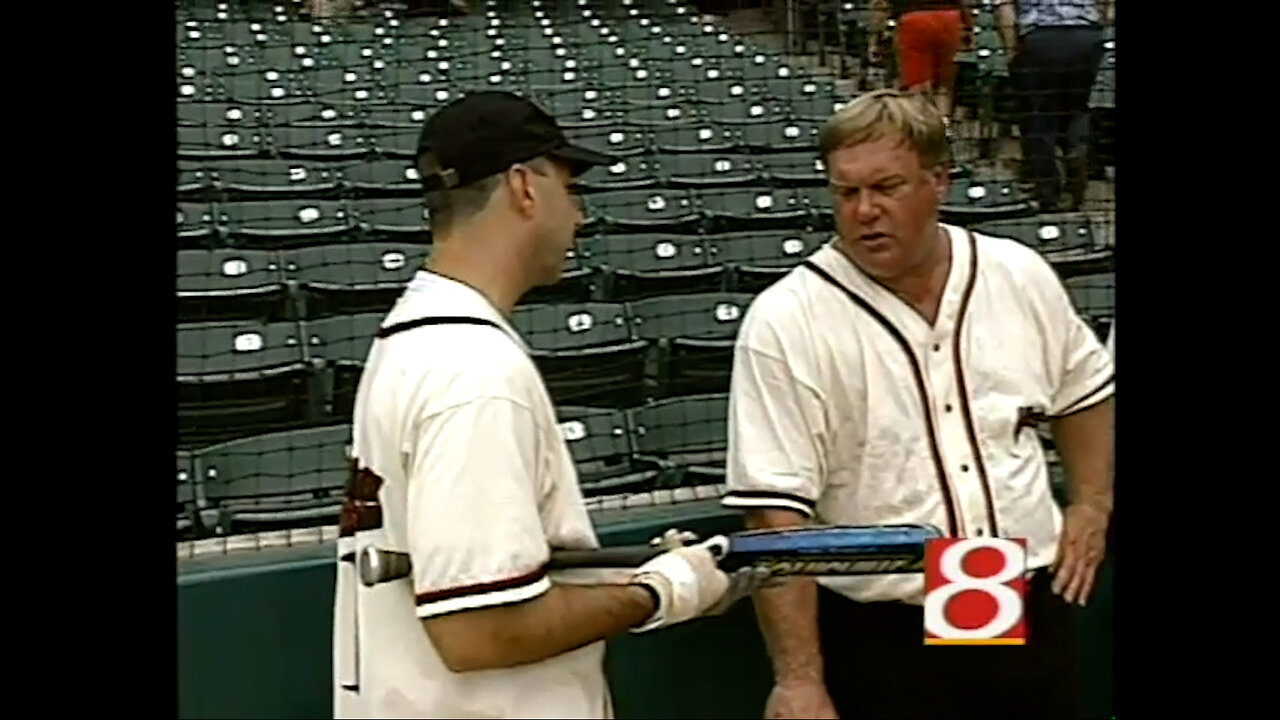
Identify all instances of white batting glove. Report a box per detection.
[630,536,730,633]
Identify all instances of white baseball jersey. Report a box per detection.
[333,271,613,719]
[722,223,1114,605]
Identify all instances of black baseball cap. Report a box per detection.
[416,91,618,191]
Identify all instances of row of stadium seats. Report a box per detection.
[177,272,1114,450]
[177,217,1113,321]
[176,391,731,539]
[178,175,1055,247]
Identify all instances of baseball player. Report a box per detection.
[721,89,1114,719]
[332,92,760,719]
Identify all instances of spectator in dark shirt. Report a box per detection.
[997,0,1115,211]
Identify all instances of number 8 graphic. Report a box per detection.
[924,538,1025,640]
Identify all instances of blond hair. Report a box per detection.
[818,88,950,170]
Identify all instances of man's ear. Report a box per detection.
[506,166,537,217]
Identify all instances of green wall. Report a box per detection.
[178,504,1113,719]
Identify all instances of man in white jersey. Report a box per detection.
[722,89,1114,719]
[332,92,752,719]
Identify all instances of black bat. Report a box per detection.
[354,524,944,588]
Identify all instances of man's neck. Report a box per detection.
[846,225,952,324]
[423,232,529,317]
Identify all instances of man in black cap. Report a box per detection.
[332,91,760,719]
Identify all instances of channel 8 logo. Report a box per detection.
[924,537,1027,645]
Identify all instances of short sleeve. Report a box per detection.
[1026,258,1115,417]
[722,303,828,517]
[406,397,552,618]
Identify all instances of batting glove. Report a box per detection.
[630,536,730,633]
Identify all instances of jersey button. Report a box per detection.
[961,464,970,472]
[975,528,986,537]
[932,343,941,352]
[945,403,953,412]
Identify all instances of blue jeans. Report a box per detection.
[1011,26,1106,209]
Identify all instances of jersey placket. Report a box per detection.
[922,233,993,539]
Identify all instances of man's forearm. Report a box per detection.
[746,509,826,683]
[423,582,655,673]
[1050,397,1114,513]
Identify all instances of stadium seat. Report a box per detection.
[223,69,310,104]
[300,312,383,421]
[177,319,318,447]
[177,248,293,323]
[265,100,364,127]
[517,249,603,305]
[629,393,730,486]
[204,159,344,199]
[350,198,430,242]
[650,121,740,154]
[365,126,419,159]
[178,124,268,160]
[629,292,752,398]
[556,406,658,495]
[659,152,760,188]
[757,150,827,184]
[583,233,721,301]
[363,103,431,128]
[569,124,652,159]
[218,199,356,247]
[178,162,216,201]
[178,202,219,249]
[740,116,822,151]
[705,229,828,294]
[625,101,706,128]
[974,213,1113,277]
[706,97,789,126]
[511,302,649,407]
[271,124,372,160]
[940,175,1036,223]
[1064,272,1115,341]
[694,186,810,232]
[577,155,660,192]
[341,159,422,196]
[194,424,352,534]
[178,451,200,539]
[284,242,428,319]
[583,188,700,234]
[176,101,265,128]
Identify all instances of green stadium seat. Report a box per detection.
[518,249,603,305]
[351,197,429,242]
[178,124,268,160]
[705,229,827,294]
[194,424,352,534]
[218,199,356,247]
[204,159,344,199]
[556,406,658,495]
[266,100,364,127]
[365,126,419,159]
[651,121,739,153]
[758,151,827,184]
[178,161,215,201]
[179,202,218,249]
[629,292,752,398]
[271,124,372,160]
[224,68,310,104]
[511,302,649,407]
[740,116,822,151]
[362,103,431,128]
[177,319,317,447]
[659,153,760,188]
[284,242,428,319]
[578,155,661,192]
[583,233,720,301]
[629,393,730,486]
[705,97,790,126]
[940,175,1036,223]
[974,213,1113,277]
[300,312,384,420]
[178,101,264,129]
[583,188,700,234]
[178,248,292,323]
[341,159,422,195]
[694,186,810,232]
